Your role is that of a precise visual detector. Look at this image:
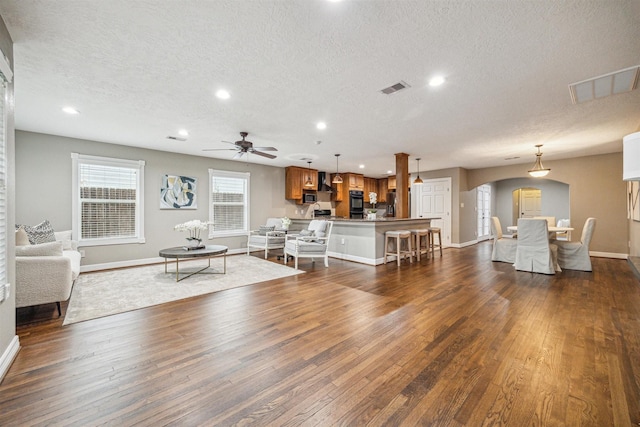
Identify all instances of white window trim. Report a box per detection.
[72,153,145,246]
[208,169,250,238]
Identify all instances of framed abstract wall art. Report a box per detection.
[161,175,197,209]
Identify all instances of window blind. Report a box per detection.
[210,170,249,236]
[72,154,145,246]
[0,81,6,288]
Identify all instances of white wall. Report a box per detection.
[0,15,17,382]
[15,131,287,268]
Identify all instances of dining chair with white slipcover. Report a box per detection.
[490,216,517,264]
[555,218,596,271]
[555,218,572,241]
[514,218,560,274]
[284,220,333,270]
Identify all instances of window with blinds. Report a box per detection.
[0,80,6,290]
[209,169,249,237]
[72,154,145,246]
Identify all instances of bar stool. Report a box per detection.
[428,227,443,258]
[410,229,430,261]
[384,230,414,266]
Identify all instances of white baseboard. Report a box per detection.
[590,251,629,259]
[327,251,377,265]
[80,248,248,272]
[0,335,20,383]
[450,240,478,248]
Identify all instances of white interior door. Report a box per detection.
[414,178,452,247]
[520,189,541,218]
[477,184,491,240]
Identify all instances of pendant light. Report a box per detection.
[413,157,424,185]
[332,154,343,184]
[304,161,315,188]
[528,144,551,177]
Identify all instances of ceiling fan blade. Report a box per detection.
[250,150,277,159]
[252,146,278,151]
[222,140,237,145]
[232,151,245,160]
[202,148,237,151]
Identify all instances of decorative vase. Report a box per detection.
[367,212,377,220]
[186,237,202,248]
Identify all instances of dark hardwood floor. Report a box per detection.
[2,242,640,426]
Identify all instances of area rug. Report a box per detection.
[63,255,303,325]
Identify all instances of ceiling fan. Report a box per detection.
[203,132,277,159]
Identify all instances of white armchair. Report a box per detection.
[514,218,560,275]
[555,218,596,271]
[247,218,287,259]
[284,220,333,270]
[490,216,517,264]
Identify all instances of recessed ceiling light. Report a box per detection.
[359,164,365,169]
[316,122,327,130]
[387,170,393,174]
[428,76,445,87]
[215,89,230,100]
[62,106,79,115]
[178,129,189,137]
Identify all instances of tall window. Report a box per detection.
[72,154,145,246]
[209,169,249,237]
[0,75,8,290]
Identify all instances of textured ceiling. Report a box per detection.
[0,0,639,177]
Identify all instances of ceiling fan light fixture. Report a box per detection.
[413,157,424,185]
[528,145,551,177]
[332,154,343,184]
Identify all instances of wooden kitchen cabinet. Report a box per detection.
[346,173,364,191]
[377,178,388,203]
[387,175,396,190]
[364,177,377,202]
[286,166,317,203]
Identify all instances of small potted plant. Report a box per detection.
[368,192,378,220]
[174,219,213,250]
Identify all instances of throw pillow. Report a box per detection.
[15,227,30,246]
[259,225,276,236]
[16,220,56,245]
[299,229,315,237]
[54,230,75,250]
[15,241,63,257]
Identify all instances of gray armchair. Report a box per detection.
[247,218,287,259]
[284,220,333,270]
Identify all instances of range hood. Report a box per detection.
[317,172,333,192]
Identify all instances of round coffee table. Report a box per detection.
[159,245,228,282]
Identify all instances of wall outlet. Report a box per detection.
[80,249,86,258]
[341,238,345,245]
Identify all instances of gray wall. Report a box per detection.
[494,178,570,232]
[15,131,287,267]
[0,15,15,378]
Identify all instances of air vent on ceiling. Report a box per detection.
[569,65,639,104]
[166,135,187,142]
[380,80,411,95]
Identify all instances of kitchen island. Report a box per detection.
[289,217,438,266]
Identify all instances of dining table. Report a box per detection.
[507,225,574,240]
[507,225,574,233]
